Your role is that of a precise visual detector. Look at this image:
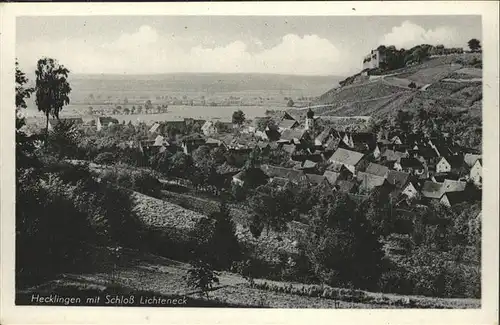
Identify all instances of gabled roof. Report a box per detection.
[260,164,306,182]
[302,160,317,169]
[328,148,364,166]
[442,191,469,206]
[399,157,424,169]
[323,171,340,185]
[440,155,464,169]
[280,129,307,141]
[153,135,165,146]
[387,170,411,189]
[365,162,390,177]
[336,180,356,193]
[464,153,481,167]
[351,132,376,144]
[357,172,386,190]
[182,133,205,142]
[421,181,444,199]
[325,137,340,151]
[315,127,332,145]
[269,177,290,187]
[256,142,270,149]
[281,111,297,121]
[206,138,223,146]
[432,173,459,182]
[149,123,161,133]
[415,146,438,159]
[282,144,296,154]
[306,174,327,186]
[278,119,299,130]
[233,168,269,183]
[442,179,467,193]
[381,149,407,161]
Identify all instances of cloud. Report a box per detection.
[17,25,353,76]
[379,21,462,49]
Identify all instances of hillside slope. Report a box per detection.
[314,54,482,118]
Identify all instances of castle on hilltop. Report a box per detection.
[362,49,387,70]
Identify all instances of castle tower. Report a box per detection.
[305,108,315,131]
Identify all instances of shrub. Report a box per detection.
[94,152,115,165]
[184,260,220,298]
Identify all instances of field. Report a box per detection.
[22,72,343,120]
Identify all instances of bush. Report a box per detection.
[94,152,115,165]
[101,166,162,198]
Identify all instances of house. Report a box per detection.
[323,170,341,186]
[381,149,408,162]
[153,135,167,146]
[328,148,365,174]
[421,181,445,198]
[180,133,206,154]
[391,135,403,145]
[306,174,330,188]
[300,160,318,172]
[464,153,481,167]
[394,157,425,175]
[282,144,296,155]
[442,179,467,193]
[410,147,439,165]
[149,122,161,134]
[335,180,357,194]
[280,111,297,121]
[436,156,464,174]
[440,192,468,207]
[279,129,309,145]
[255,130,269,141]
[213,119,235,132]
[205,138,224,148]
[365,162,389,178]
[277,119,299,133]
[386,170,411,189]
[314,127,332,147]
[357,172,388,192]
[401,181,421,200]
[372,143,382,160]
[260,164,308,186]
[256,142,271,153]
[470,158,482,185]
[232,168,268,188]
[96,117,119,131]
[201,121,217,136]
[163,117,187,130]
[431,173,460,183]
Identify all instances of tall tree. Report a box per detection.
[35,58,71,138]
[467,39,481,52]
[15,60,34,111]
[232,110,246,125]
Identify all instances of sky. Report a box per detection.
[16,15,482,76]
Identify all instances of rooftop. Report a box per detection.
[328,148,364,166]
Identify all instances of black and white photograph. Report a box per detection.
[1,2,499,324]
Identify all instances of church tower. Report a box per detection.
[305,108,315,131]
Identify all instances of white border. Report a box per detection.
[1,2,499,325]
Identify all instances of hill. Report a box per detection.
[312,53,482,118]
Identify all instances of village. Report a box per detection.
[45,103,482,212]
